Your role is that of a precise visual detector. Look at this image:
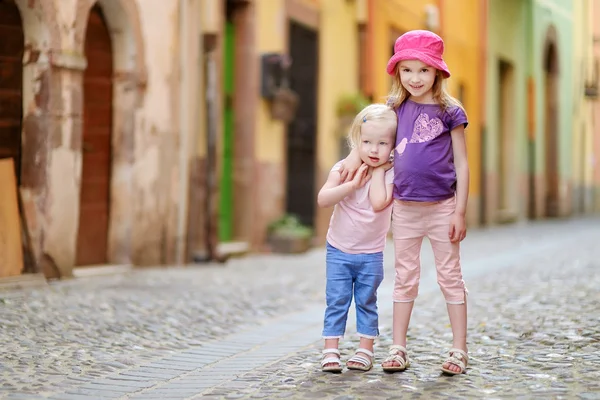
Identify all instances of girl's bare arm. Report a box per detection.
[318,164,370,208]
[451,125,469,217]
[369,167,394,211]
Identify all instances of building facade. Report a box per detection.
[2,0,598,281]
[573,0,600,213]
[0,0,206,278]
[213,0,362,249]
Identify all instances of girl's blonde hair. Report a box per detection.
[347,103,397,150]
[386,68,465,112]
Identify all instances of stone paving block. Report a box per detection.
[168,354,213,362]
[128,394,192,400]
[110,374,154,382]
[116,371,180,381]
[145,362,197,372]
[174,354,221,365]
[135,389,200,397]
[64,388,125,398]
[185,347,240,357]
[76,382,135,393]
[3,395,47,400]
[48,395,115,400]
[176,374,232,381]
[157,381,215,390]
[160,357,205,366]
[88,378,156,389]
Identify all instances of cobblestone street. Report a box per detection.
[1,217,599,399]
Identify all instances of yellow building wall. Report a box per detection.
[314,0,361,239]
[251,0,361,242]
[441,1,483,226]
[255,1,286,164]
[572,0,596,213]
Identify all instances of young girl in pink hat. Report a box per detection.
[341,30,470,375]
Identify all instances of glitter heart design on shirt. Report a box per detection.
[410,113,444,143]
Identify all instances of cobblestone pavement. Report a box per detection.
[0,217,599,399]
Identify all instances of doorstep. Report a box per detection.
[72,264,133,278]
[0,273,47,293]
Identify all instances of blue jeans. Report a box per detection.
[322,242,384,339]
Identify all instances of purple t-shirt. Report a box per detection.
[393,99,468,201]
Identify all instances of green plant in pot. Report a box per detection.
[336,93,369,122]
[267,214,313,254]
[335,93,369,158]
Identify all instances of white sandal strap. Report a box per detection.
[384,345,409,366]
[321,356,342,367]
[448,348,468,363]
[355,348,374,358]
[389,344,408,354]
[444,348,468,370]
[448,348,469,361]
[322,348,341,356]
[348,355,371,366]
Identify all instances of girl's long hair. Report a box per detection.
[386,68,465,113]
[347,104,397,150]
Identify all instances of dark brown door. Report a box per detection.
[544,44,559,218]
[286,21,318,227]
[0,0,24,180]
[76,5,113,266]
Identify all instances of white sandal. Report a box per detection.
[346,348,374,371]
[441,348,468,375]
[382,345,410,372]
[321,348,343,372]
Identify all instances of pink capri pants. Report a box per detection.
[392,197,467,304]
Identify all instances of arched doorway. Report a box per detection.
[543,29,559,218]
[0,0,24,180]
[76,4,113,266]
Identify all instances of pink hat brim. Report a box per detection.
[386,49,451,78]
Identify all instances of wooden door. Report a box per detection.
[0,0,24,181]
[286,21,318,227]
[544,44,559,218]
[76,5,113,266]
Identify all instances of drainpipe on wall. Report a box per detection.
[176,0,191,264]
[365,0,374,98]
[203,35,226,263]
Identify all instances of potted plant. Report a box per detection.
[335,93,369,158]
[266,214,313,254]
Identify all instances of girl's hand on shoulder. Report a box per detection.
[448,212,467,243]
[376,160,393,172]
[350,163,371,189]
[339,148,363,182]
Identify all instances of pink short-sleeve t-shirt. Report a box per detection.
[326,161,394,254]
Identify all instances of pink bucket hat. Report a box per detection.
[386,30,451,78]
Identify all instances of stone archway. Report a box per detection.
[11,0,63,277]
[543,25,560,218]
[75,0,146,265]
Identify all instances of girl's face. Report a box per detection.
[398,60,437,102]
[358,120,395,167]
